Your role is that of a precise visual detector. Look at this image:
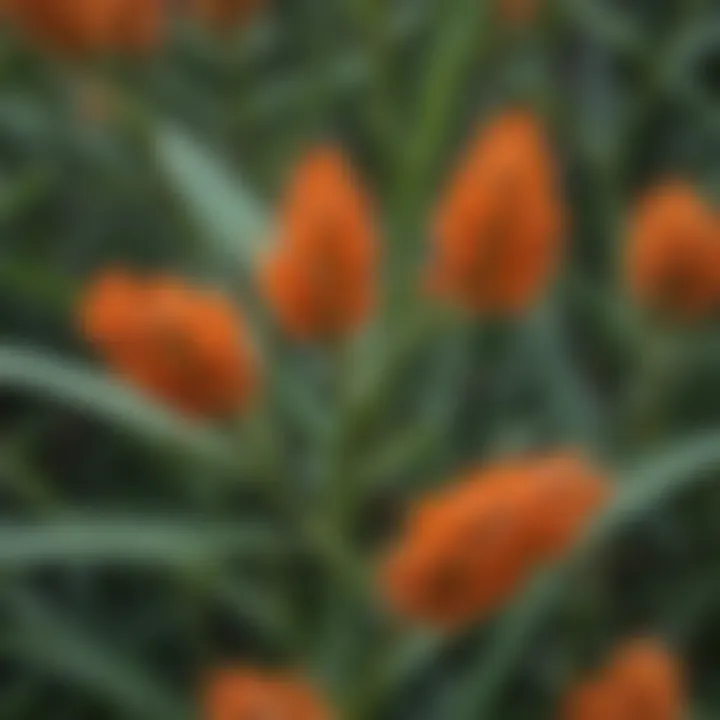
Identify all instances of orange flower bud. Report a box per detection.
[609,639,685,720]
[564,639,684,720]
[4,0,164,55]
[382,453,608,629]
[80,270,257,417]
[204,668,332,720]
[260,147,378,341]
[526,453,610,559]
[626,181,719,320]
[428,112,564,316]
[563,678,628,720]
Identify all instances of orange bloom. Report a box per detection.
[525,454,609,558]
[190,0,265,30]
[80,270,257,417]
[609,640,685,720]
[3,0,164,55]
[428,111,564,315]
[564,639,684,720]
[382,453,608,628]
[260,147,378,341]
[204,668,332,720]
[626,181,719,320]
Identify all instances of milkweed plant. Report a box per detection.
[0,1,718,719]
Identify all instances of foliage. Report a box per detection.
[0,1,719,718]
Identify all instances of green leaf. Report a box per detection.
[0,345,239,471]
[0,167,52,221]
[559,0,644,57]
[348,308,447,441]
[0,258,76,315]
[0,439,60,510]
[355,630,442,719]
[2,590,188,720]
[230,6,429,133]
[209,575,295,653]
[522,303,603,448]
[661,21,720,126]
[0,516,283,569]
[358,420,439,493]
[153,122,270,269]
[396,0,492,224]
[449,430,720,719]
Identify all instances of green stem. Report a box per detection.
[621,328,683,453]
[392,0,492,236]
[347,0,400,165]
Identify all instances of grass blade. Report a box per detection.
[0,516,283,569]
[3,590,188,720]
[0,345,238,470]
[154,122,270,269]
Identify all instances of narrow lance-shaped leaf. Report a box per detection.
[558,0,644,56]
[153,122,270,270]
[2,590,189,720]
[396,0,492,222]
[0,345,239,471]
[522,302,603,449]
[0,516,284,569]
[231,5,430,132]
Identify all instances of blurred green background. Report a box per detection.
[0,1,719,718]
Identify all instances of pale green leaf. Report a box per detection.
[0,345,238,470]
[3,590,188,720]
[154,122,270,269]
[0,516,283,569]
